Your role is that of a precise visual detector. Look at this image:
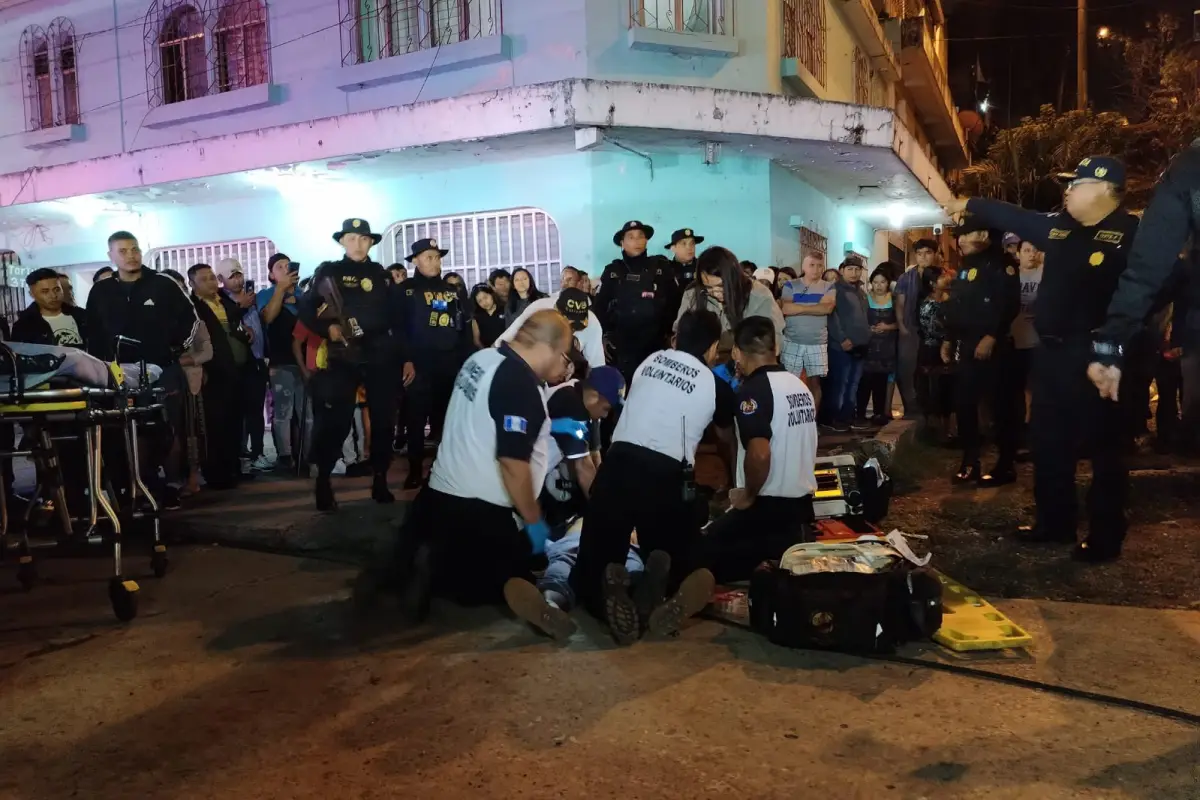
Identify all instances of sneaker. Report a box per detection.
[504,578,576,642]
[850,418,872,431]
[648,567,716,638]
[603,564,641,646]
[251,455,274,472]
[830,421,851,433]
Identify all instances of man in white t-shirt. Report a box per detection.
[779,252,835,410]
[698,316,817,583]
[496,288,606,368]
[12,267,87,349]
[570,309,736,644]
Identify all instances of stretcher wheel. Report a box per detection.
[109,577,140,622]
[16,557,36,591]
[151,545,169,578]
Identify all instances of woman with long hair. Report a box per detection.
[856,266,899,425]
[470,284,507,349]
[679,247,784,362]
[506,267,546,320]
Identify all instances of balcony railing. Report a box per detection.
[900,15,966,152]
[343,0,501,67]
[628,0,731,37]
[782,0,826,87]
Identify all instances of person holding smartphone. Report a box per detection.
[257,254,305,471]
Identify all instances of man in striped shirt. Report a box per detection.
[779,252,835,413]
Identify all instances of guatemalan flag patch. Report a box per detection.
[503,415,528,434]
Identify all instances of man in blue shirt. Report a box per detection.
[256,253,305,470]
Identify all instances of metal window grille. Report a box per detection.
[628,0,732,36]
[18,20,79,132]
[853,45,871,105]
[381,208,562,293]
[51,19,81,125]
[782,0,826,87]
[341,0,501,67]
[144,0,271,108]
[147,237,277,288]
[799,226,828,266]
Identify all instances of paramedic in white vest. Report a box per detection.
[570,309,737,634]
[700,316,818,583]
[396,309,574,616]
[496,287,606,369]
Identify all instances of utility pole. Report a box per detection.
[1077,0,1088,110]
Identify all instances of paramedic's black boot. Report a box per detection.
[603,564,641,646]
[315,472,338,512]
[648,568,716,638]
[372,471,395,504]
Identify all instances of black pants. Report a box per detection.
[1155,354,1183,445]
[311,357,397,475]
[700,495,814,584]
[955,339,1019,468]
[404,487,534,606]
[201,367,244,486]
[570,443,704,619]
[856,372,889,420]
[405,356,458,471]
[241,359,268,459]
[1030,340,1129,550]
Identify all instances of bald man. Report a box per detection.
[377,310,575,619]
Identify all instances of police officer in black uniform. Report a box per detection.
[298,219,414,511]
[666,227,703,290]
[594,220,680,385]
[945,156,1139,562]
[400,237,473,490]
[938,217,1021,487]
[1090,141,1200,404]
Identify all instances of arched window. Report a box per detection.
[159,4,208,104]
[215,0,269,92]
[48,18,80,125]
[19,26,53,130]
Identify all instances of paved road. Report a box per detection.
[1,546,1197,799]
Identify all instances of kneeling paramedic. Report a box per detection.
[700,317,819,583]
[570,309,737,644]
[299,219,414,511]
[395,310,575,617]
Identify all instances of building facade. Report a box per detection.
[0,0,966,304]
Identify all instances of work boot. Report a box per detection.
[315,474,338,512]
[632,550,671,621]
[503,578,576,642]
[648,567,716,638]
[603,564,641,646]
[372,472,395,504]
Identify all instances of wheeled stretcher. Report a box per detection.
[0,341,170,621]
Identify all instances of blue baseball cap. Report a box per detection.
[1058,156,1126,190]
[583,366,625,407]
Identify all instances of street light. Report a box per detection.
[979,97,990,113]
[1097,25,1111,40]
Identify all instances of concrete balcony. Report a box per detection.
[837,0,900,81]
[898,16,968,168]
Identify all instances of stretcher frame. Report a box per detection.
[0,344,169,622]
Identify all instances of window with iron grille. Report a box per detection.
[782,0,826,87]
[381,208,562,293]
[628,1,732,36]
[853,46,871,105]
[19,19,81,131]
[342,0,501,66]
[799,226,828,266]
[147,237,277,288]
[144,0,271,108]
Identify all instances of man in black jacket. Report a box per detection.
[298,219,414,511]
[189,263,252,489]
[13,268,87,348]
[939,219,1021,487]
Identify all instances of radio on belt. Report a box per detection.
[811,454,863,519]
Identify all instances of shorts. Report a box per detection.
[781,339,828,378]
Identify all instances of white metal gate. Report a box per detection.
[146,236,277,288]
[381,208,563,292]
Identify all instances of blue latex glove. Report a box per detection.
[713,362,740,390]
[550,417,589,441]
[525,519,551,555]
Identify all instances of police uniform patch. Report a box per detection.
[967,268,978,282]
[352,219,361,228]
[1049,229,1070,240]
[740,399,758,414]
[684,229,692,236]
[438,313,450,327]
[361,277,373,292]
[1089,251,1105,267]
[502,415,527,433]
[1094,167,1108,178]
[1094,230,1124,244]
[430,239,438,247]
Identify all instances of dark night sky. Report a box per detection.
[945,0,1194,125]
